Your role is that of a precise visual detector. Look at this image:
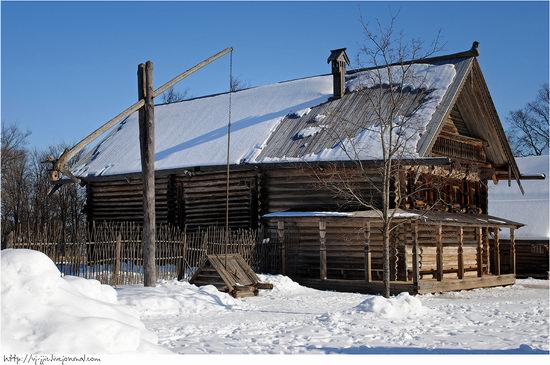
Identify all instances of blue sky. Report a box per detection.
[2,1,549,149]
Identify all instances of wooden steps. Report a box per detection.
[190,253,273,298]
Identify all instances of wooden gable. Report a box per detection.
[427,59,520,181]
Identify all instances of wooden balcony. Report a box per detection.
[432,134,486,162]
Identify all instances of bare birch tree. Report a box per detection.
[310,16,444,297]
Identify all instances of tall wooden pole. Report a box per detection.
[138,61,157,287]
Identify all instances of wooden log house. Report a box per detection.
[71,42,534,293]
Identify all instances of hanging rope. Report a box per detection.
[224,49,233,268]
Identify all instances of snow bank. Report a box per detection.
[117,279,242,317]
[354,292,427,319]
[1,249,167,354]
[257,274,313,295]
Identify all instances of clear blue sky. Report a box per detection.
[2,1,549,149]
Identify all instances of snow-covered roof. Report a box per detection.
[72,57,469,179]
[489,155,549,240]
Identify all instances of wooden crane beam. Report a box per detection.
[47,47,233,184]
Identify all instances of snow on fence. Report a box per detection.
[7,222,279,286]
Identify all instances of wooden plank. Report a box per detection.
[476,226,483,277]
[418,274,515,294]
[457,226,464,279]
[436,224,443,281]
[363,221,372,282]
[319,220,327,280]
[509,228,516,275]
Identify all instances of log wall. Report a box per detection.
[86,175,173,224]
[497,240,549,278]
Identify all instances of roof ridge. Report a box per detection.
[155,42,480,107]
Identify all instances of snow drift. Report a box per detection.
[117,279,242,317]
[354,292,427,319]
[1,249,168,354]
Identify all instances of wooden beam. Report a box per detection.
[277,221,286,275]
[363,221,372,282]
[509,227,516,275]
[436,224,443,281]
[412,222,420,287]
[494,227,500,276]
[319,220,327,280]
[476,226,483,277]
[139,61,157,287]
[51,48,233,181]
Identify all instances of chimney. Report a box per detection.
[327,48,350,99]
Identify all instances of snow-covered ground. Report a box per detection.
[2,249,548,355]
[117,275,550,355]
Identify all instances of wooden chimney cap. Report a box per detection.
[327,48,350,64]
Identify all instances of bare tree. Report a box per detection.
[310,15,443,297]
[1,123,86,244]
[506,84,549,156]
[230,76,249,92]
[161,86,189,104]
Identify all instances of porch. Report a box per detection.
[263,209,523,294]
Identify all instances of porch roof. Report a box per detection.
[263,209,524,228]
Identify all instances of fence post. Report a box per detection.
[177,231,187,281]
[113,233,122,286]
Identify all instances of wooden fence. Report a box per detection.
[7,222,280,286]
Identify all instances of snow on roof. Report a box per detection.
[73,63,456,178]
[489,155,549,240]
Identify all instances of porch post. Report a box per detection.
[476,226,483,277]
[412,222,420,287]
[363,221,372,282]
[484,227,490,275]
[277,221,286,275]
[494,227,501,276]
[436,224,443,281]
[509,227,516,275]
[319,220,327,280]
[457,226,464,279]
